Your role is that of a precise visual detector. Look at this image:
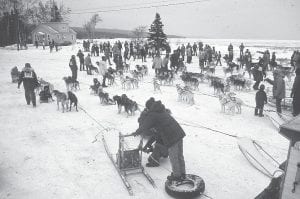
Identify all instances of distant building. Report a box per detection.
[31,22,76,45]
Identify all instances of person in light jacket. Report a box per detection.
[152,53,163,76]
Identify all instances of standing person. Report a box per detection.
[35,40,38,48]
[291,68,300,116]
[270,52,277,71]
[245,49,252,78]
[84,54,92,75]
[42,39,46,50]
[186,47,192,64]
[255,84,268,117]
[162,53,170,72]
[76,50,85,71]
[170,50,178,71]
[95,44,100,56]
[104,46,112,65]
[140,46,147,62]
[69,55,78,81]
[239,43,245,57]
[152,53,163,76]
[265,70,286,114]
[132,100,186,181]
[49,40,54,53]
[193,42,198,56]
[180,44,186,61]
[124,45,129,63]
[96,56,108,87]
[198,50,205,73]
[216,51,222,66]
[252,65,263,90]
[18,63,39,107]
[228,43,233,62]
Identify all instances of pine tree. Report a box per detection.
[148,13,168,53]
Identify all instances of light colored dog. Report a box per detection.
[52,90,69,113]
[219,93,243,114]
[176,84,194,105]
[153,78,161,92]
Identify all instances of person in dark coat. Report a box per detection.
[291,68,300,116]
[18,63,39,107]
[138,98,169,167]
[252,65,263,90]
[133,100,186,181]
[255,84,268,117]
[265,70,286,113]
[76,50,85,71]
[69,55,78,81]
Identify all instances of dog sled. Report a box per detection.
[102,132,156,195]
[237,137,284,178]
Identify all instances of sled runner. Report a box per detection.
[165,174,205,198]
[265,111,288,130]
[237,137,283,178]
[102,132,156,195]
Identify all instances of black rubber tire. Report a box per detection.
[165,174,205,198]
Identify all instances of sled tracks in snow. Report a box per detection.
[102,133,156,195]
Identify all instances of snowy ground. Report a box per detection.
[0,39,298,199]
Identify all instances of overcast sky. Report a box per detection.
[58,0,300,40]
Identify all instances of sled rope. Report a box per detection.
[180,122,238,138]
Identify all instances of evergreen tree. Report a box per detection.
[148,13,168,53]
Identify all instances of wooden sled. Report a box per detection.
[237,137,284,178]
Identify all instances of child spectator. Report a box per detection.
[39,85,53,103]
[255,84,267,117]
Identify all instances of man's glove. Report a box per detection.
[142,146,153,153]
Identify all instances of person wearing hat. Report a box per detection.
[152,53,163,76]
[265,70,286,113]
[138,98,169,167]
[69,55,78,81]
[133,99,186,181]
[18,63,39,107]
[252,64,263,90]
[291,68,300,116]
[255,84,268,117]
[76,50,85,71]
[96,56,108,87]
[84,53,92,75]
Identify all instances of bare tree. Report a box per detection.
[132,25,147,44]
[83,14,102,39]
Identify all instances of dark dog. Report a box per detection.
[210,77,225,94]
[67,91,78,112]
[113,95,125,113]
[63,76,80,91]
[113,94,139,116]
[99,91,115,105]
[90,65,99,74]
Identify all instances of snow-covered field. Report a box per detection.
[0,38,299,199]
